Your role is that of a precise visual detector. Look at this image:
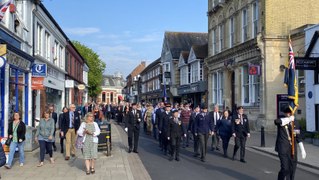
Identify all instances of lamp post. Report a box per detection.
[161,62,168,103]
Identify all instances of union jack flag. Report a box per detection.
[0,0,13,22]
[284,38,299,114]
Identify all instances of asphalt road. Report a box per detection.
[135,132,318,180]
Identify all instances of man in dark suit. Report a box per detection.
[49,105,58,151]
[125,103,142,153]
[210,104,221,151]
[232,106,250,163]
[82,103,89,117]
[159,103,172,155]
[61,104,81,160]
[274,107,306,180]
[88,101,95,112]
[155,102,165,143]
[188,106,200,156]
[167,109,186,161]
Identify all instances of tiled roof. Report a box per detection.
[165,32,208,59]
[192,44,208,59]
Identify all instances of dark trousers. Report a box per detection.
[193,132,199,154]
[161,132,169,154]
[128,128,140,151]
[170,136,181,158]
[152,124,158,140]
[278,153,297,180]
[60,137,64,152]
[211,133,220,150]
[198,133,209,160]
[233,136,246,160]
[39,140,53,162]
[182,123,190,147]
[220,135,231,156]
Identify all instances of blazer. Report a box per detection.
[159,111,172,135]
[216,116,232,137]
[167,117,185,138]
[125,109,142,130]
[232,113,250,137]
[61,111,81,134]
[194,112,213,134]
[8,121,26,142]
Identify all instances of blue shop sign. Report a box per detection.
[32,63,47,77]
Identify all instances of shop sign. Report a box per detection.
[77,84,85,90]
[32,77,44,90]
[32,63,47,77]
[295,57,319,70]
[249,65,260,75]
[65,80,74,88]
[6,51,31,71]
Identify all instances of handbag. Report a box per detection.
[75,135,84,149]
[5,122,20,146]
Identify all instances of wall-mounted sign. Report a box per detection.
[249,65,260,75]
[32,63,47,77]
[0,44,7,56]
[6,50,31,70]
[65,80,74,88]
[32,77,44,90]
[295,57,319,70]
[77,84,85,90]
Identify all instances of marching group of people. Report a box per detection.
[122,101,251,163]
[0,99,307,179]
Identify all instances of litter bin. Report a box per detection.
[98,121,111,156]
[24,126,39,152]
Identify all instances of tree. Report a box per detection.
[72,41,106,99]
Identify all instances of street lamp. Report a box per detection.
[160,62,170,103]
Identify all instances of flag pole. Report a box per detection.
[289,34,295,158]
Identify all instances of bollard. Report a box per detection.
[261,126,265,147]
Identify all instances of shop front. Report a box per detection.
[0,43,34,137]
[178,81,207,108]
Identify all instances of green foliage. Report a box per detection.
[314,132,319,139]
[72,41,106,98]
[298,118,306,131]
[304,132,314,139]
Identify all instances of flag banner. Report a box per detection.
[0,0,13,21]
[284,38,299,114]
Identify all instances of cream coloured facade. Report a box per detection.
[206,0,319,130]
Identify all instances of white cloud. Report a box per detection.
[64,27,100,36]
[131,33,162,43]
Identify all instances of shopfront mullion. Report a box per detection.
[24,72,28,125]
[0,68,4,136]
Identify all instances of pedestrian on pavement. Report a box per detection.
[49,105,58,152]
[82,103,89,117]
[216,110,232,157]
[167,109,186,161]
[61,104,81,160]
[144,104,154,135]
[35,110,55,167]
[93,106,103,125]
[58,107,68,154]
[155,102,165,145]
[159,103,172,155]
[4,112,26,169]
[194,105,213,162]
[210,104,221,151]
[232,106,250,163]
[274,107,306,180]
[125,103,142,153]
[189,106,200,157]
[77,112,101,175]
[180,103,192,148]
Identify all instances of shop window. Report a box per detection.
[297,70,305,95]
[242,8,248,42]
[252,1,259,38]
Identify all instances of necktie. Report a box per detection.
[240,114,243,125]
[71,112,74,126]
[214,112,217,125]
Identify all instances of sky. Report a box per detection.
[43,0,208,77]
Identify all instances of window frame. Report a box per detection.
[242,8,248,42]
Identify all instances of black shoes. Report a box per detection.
[193,153,200,157]
[175,157,180,161]
[240,159,246,163]
[133,150,138,153]
[128,149,132,153]
[169,156,174,161]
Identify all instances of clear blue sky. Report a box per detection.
[43,0,207,77]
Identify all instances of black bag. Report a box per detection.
[5,138,12,146]
[0,145,6,167]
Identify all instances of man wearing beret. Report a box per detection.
[232,106,250,163]
[194,105,213,162]
[167,109,186,161]
[274,107,306,180]
[159,103,172,155]
[125,103,142,153]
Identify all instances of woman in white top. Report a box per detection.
[77,112,101,175]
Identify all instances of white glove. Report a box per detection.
[280,116,294,126]
[125,127,128,132]
[298,142,306,159]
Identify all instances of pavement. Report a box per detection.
[245,131,319,173]
[0,120,151,180]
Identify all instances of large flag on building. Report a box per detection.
[0,0,13,22]
[284,38,299,114]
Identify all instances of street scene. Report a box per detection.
[1,0,319,180]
